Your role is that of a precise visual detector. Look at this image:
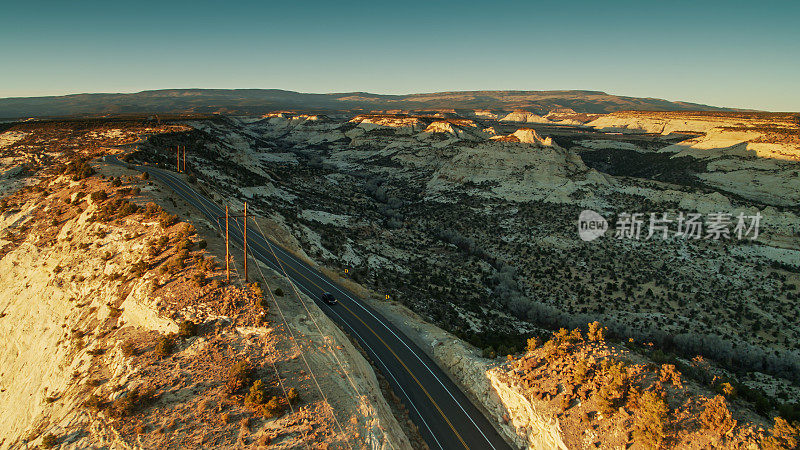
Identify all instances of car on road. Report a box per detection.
[321,292,337,305]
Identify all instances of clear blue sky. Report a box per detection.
[1,0,798,111]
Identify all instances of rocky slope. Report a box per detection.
[0,122,411,449]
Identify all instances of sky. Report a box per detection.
[1,0,798,111]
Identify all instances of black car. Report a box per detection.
[321,292,337,305]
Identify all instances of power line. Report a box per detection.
[228,210,355,450]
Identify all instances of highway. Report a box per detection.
[108,157,512,450]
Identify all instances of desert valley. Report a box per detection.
[0,92,798,448]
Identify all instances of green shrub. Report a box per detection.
[274,288,284,297]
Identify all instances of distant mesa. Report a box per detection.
[0,88,737,120]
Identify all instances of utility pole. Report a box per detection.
[183,146,186,172]
[177,146,180,172]
[225,205,230,283]
[243,202,248,282]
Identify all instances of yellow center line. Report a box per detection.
[249,240,470,450]
[155,168,470,449]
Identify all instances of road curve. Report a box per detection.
[108,157,512,450]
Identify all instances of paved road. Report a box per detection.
[108,157,512,450]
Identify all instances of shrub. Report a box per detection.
[595,361,628,416]
[180,223,196,237]
[83,393,104,410]
[40,433,58,449]
[633,390,669,448]
[121,340,136,357]
[197,239,207,249]
[110,389,153,418]
[251,282,263,298]
[157,211,177,228]
[178,320,197,338]
[659,364,682,388]
[778,403,800,422]
[89,190,108,203]
[762,417,800,450]
[66,159,94,180]
[699,395,736,435]
[287,387,300,403]
[274,288,284,297]
[245,379,267,407]
[596,386,617,416]
[144,202,160,216]
[587,321,606,342]
[140,171,149,180]
[718,382,736,399]
[226,361,251,394]
[262,396,284,418]
[130,259,148,277]
[573,360,590,384]
[154,335,174,357]
[526,336,541,352]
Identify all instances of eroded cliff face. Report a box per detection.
[0,153,410,449]
[425,334,570,449]
[586,111,800,206]
[487,372,567,450]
